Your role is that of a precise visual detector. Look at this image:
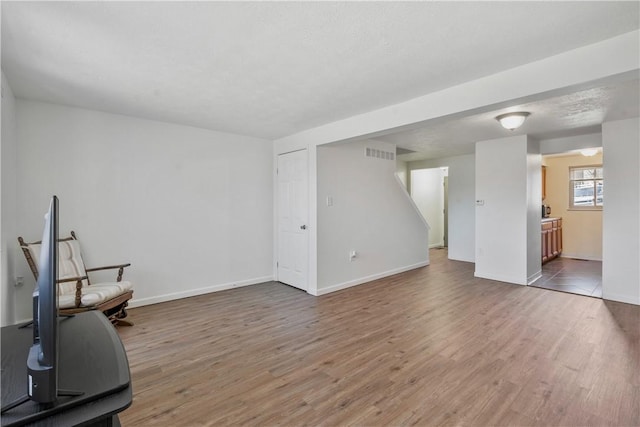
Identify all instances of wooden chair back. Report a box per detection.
[17,231,134,326]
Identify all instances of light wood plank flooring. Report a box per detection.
[118,249,639,426]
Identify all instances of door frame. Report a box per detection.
[410,167,446,248]
[275,148,310,292]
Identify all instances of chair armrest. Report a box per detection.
[85,263,131,282]
[57,276,88,307]
[57,276,89,283]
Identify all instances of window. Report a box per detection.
[569,165,603,209]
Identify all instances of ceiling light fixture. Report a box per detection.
[580,148,599,157]
[495,112,530,130]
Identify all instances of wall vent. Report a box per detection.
[365,147,395,161]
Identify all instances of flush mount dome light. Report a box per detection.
[580,148,599,157]
[495,112,530,130]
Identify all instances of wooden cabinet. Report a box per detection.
[541,218,562,264]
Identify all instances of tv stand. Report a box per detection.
[1,311,132,426]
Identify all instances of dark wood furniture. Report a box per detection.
[18,231,133,326]
[1,311,132,426]
[542,217,562,264]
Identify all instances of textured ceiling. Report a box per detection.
[382,78,640,161]
[2,1,639,144]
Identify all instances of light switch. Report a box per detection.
[327,196,333,207]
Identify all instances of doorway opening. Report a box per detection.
[530,150,603,298]
[409,167,449,249]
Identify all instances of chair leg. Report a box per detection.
[115,319,134,327]
[102,303,134,327]
[114,305,133,327]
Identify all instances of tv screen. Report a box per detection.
[27,195,59,404]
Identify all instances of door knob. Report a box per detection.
[300,225,307,230]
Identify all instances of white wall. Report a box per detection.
[540,133,602,155]
[408,154,475,263]
[411,168,444,247]
[274,32,637,294]
[1,71,19,326]
[476,135,530,285]
[602,117,640,305]
[396,159,408,188]
[14,100,274,321]
[526,137,542,284]
[316,139,429,294]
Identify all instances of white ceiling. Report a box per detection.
[2,1,639,158]
[381,78,640,161]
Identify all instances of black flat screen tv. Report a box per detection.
[27,195,59,404]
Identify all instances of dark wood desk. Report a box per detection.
[1,311,132,426]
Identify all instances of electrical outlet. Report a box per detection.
[15,276,24,287]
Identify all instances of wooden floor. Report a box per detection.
[118,249,639,426]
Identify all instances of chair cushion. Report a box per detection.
[27,239,89,294]
[58,281,133,309]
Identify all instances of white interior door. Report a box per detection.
[277,150,308,290]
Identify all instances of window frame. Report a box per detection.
[568,164,603,211]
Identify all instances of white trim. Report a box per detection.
[315,261,429,296]
[474,270,527,286]
[307,146,318,295]
[569,164,603,210]
[272,147,279,285]
[527,270,542,285]
[127,276,274,308]
[602,291,640,306]
[559,253,603,262]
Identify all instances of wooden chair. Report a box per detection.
[18,231,134,326]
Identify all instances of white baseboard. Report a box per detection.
[560,253,603,261]
[449,255,475,263]
[316,261,430,296]
[602,291,640,306]
[527,270,542,285]
[474,270,526,286]
[127,275,274,308]
[560,252,602,262]
[15,317,31,325]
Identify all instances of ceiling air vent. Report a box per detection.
[365,147,395,161]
